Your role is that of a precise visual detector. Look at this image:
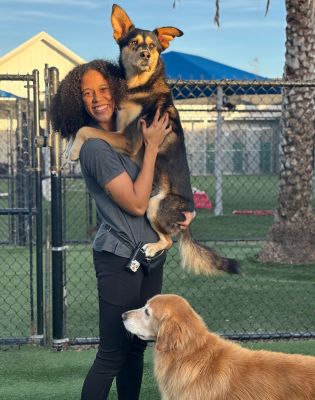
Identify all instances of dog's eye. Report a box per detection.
[149,43,155,50]
[129,40,138,47]
[144,308,150,317]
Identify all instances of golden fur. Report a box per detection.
[122,294,315,400]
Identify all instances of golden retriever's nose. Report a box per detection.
[122,312,127,321]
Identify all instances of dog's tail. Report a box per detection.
[178,228,240,275]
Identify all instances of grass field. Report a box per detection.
[1,174,315,399]
[1,242,314,341]
[61,174,279,241]
[1,174,278,243]
[1,341,315,400]
[0,173,314,351]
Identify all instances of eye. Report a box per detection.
[100,86,110,93]
[144,308,150,317]
[129,40,138,47]
[149,43,155,50]
[82,90,92,98]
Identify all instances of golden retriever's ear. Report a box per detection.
[156,318,189,352]
[111,4,135,42]
[153,27,184,50]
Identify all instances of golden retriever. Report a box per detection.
[122,294,315,400]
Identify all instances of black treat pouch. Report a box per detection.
[125,241,146,273]
[125,241,166,274]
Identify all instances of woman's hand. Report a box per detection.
[140,108,172,150]
[177,211,196,230]
[105,108,173,217]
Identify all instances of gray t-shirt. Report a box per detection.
[80,138,159,258]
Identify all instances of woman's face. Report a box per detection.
[81,69,115,130]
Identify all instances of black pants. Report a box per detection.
[81,249,165,400]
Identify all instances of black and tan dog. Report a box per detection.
[68,4,239,275]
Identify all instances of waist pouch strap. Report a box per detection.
[141,250,167,276]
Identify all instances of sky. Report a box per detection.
[0,0,286,78]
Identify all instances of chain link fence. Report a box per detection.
[0,71,43,346]
[0,72,314,347]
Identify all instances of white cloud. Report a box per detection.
[184,19,284,32]
[1,0,102,8]
[0,11,81,23]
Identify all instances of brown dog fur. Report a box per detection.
[68,4,239,275]
[122,294,315,400]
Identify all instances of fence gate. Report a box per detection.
[0,71,43,345]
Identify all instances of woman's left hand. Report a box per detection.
[177,211,196,230]
[140,108,172,150]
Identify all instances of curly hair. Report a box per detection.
[50,59,126,139]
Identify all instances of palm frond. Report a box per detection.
[214,0,220,26]
[265,0,270,16]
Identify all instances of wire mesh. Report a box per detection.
[1,77,315,346]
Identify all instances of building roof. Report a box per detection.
[0,89,18,98]
[0,31,85,66]
[0,31,86,98]
[161,51,266,80]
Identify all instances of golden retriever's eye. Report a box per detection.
[145,308,150,317]
[129,40,138,47]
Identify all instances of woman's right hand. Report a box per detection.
[139,108,172,150]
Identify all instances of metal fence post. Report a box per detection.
[48,67,68,349]
[33,69,44,338]
[214,85,224,215]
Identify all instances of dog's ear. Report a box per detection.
[111,4,135,42]
[156,317,189,352]
[153,27,184,50]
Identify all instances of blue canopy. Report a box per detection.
[0,89,18,98]
[161,51,266,80]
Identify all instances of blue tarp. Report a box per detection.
[0,89,18,98]
[161,51,266,80]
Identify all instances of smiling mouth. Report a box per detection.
[93,104,112,112]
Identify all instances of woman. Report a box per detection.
[51,59,195,400]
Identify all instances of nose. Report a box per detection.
[140,50,150,60]
[122,312,127,321]
[92,91,102,102]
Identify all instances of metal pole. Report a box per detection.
[33,69,44,337]
[214,86,224,216]
[48,67,68,348]
[16,99,25,244]
[4,109,15,243]
[26,78,35,336]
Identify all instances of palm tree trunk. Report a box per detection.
[259,0,315,263]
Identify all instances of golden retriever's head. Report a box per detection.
[122,294,208,353]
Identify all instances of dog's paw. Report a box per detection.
[65,137,84,161]
[143,242,164,258]
[68,142,82,161]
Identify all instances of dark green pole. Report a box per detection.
[48,67,68,349]
[33,69,44,337]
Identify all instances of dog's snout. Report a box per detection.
[140,50,150,60]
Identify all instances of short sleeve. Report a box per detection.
[80,139,125,188]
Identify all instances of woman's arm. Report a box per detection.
[104,109,171,216]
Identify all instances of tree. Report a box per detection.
[259,0,315,264]
[174,0,315,263]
